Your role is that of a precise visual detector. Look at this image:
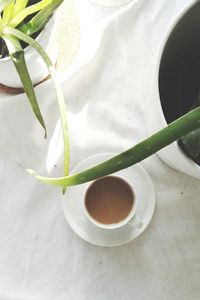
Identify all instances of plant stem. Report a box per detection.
[28,105,200,188]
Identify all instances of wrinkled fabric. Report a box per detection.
[0,0,200,299]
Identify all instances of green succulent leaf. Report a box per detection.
[0,0,13,14]
[4,26,70,193]
[0,17,2,33]
[19,0,63,36]
[9,0,52,28]
[26,105,200,188]
[2,1,14,26]
[14,0,29,15]
[4,34,47,138]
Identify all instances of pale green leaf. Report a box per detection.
[4,34,47,137]
[3,1,14,26]
[14,0,28,15]
[27,104,200,188]
[10,0,52,28]
[19,0,63,36]
[4,26,70,193]
[0,0,13,14]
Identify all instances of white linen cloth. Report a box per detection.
[0,0,200,299]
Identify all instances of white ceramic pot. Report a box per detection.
[0,14,57,88]
[148,0,200,179]
[90,0,134,7]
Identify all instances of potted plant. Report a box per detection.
[146,0,200,179]
[0,0,57,88]
[27,0,200,188]
[0,0,70,192]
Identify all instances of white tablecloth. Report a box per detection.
[1,0,200,299]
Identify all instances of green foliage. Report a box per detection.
[9,0,53,28]
[0,0,13,14]
[28,105,200,188]
[9,41,47,137]
[0,0,64,133]
[0,0,69,192]
[19,0,63,35]
[14,0,29,15]
[1,1,199,193]
[4,26,70,193]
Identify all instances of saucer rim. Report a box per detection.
[62,153,156,247]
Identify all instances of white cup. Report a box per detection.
[83,175,143,230]
[89,0,134,7]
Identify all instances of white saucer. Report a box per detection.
[62,153,156,247]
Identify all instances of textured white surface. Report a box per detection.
[0,0,200,299]
[56,0,80,71]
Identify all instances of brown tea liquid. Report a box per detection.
[85,176,134,225]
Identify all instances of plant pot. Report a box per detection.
[147,0,200,179]
[0,14,57,88]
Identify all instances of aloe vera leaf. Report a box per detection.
[4,26,69,192]
[9,0,52,28]
[0,16,2,33]
[14,0,29,15]
[2,1,14,26]
[19,0,63,36]
[0,0,13,14]
[4,34,47,137]
[27,105,200,187]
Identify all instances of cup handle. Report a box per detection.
[128,215,143,229]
